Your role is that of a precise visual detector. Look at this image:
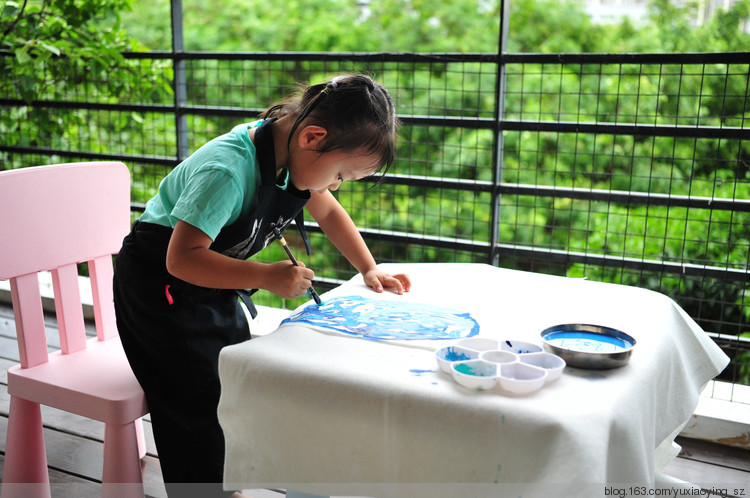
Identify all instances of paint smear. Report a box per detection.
[281,295,480,341]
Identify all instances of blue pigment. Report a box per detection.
[454,363,478,375]
[455,362,494,377]
[409,369,434,376]
[444,349,473,361]
[281,295,480,341]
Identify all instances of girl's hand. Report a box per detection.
[265,260,315,299]
[363,269,412,295]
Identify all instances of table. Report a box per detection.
[217,263,728,496]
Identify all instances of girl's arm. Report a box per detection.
[165,220,315,299]
[305,190,411,294]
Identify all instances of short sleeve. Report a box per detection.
[170,167,244,241]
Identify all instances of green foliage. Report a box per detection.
[4,0,750,371]
[0,0,171,168]
[120,0,503,52]
[507,0,604,52]
[2,0,137,102]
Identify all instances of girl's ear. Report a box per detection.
[297,125,327,149]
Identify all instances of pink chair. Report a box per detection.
[0,162,148,498]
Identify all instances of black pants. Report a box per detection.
[113,222,250,498]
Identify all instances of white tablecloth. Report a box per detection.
[218,263,728,494]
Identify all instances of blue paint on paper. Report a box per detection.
[281,295,480,341]
[410,369,435,376]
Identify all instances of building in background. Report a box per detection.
[582,0,749,30]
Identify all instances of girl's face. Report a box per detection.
[291,149,379,193]
[288,126,380,193]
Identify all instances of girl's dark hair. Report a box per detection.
[260,74,399,177]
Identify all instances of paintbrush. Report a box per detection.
[272,226,322,305]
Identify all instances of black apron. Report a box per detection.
[112,118,310,496]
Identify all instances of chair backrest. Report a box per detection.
[0,162,131,369]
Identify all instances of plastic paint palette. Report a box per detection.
[435,337,566,394]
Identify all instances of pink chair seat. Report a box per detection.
[8,336,147,424]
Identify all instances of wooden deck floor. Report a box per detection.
[0,303,748,497]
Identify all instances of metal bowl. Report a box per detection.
[540,323,636,370]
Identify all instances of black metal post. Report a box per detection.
[490,0,510,266]
[171,0,188,162]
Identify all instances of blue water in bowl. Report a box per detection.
[544,331,634,353]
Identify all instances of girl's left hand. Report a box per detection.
[363,269,412,295]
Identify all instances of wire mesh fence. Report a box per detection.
[1,51,749,396]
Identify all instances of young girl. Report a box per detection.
[113,74,411,497]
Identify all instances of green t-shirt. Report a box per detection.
[140,120,264,241]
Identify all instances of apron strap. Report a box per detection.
[255,118,278,187]
[235,289,258,319]
[256,117,312,255]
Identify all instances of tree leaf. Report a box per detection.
[40,41,61,56]
[14,45,31,64]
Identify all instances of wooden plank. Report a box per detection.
[0,337,20,363]
[674,436,750,472]
[0,454,102,498]
[663,455,750,485]
[0,415,168,498]
[663,437,750,486]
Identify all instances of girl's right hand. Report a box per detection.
[264,260,315,299]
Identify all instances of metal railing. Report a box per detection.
[1,9,748,397]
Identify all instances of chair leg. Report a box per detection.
[135,417,147,459]
[1,396,51,498]
[101,421,144,498]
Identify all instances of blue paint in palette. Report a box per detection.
[454,363,479,375]
[281,295,480,342]
[444,349,473,362]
